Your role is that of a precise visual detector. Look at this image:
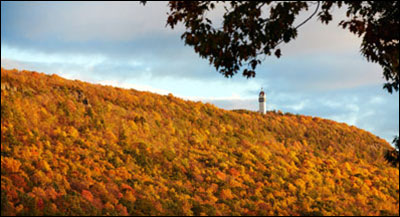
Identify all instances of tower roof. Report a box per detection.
[259,88,265,97]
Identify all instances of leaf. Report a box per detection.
[275,49,281,58]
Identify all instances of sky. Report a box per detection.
[1,1,399,144]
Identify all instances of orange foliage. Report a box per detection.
[1,68,398,216]
[82,190,94,202]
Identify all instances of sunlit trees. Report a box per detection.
[1,68,399,216]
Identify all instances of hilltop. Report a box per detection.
[1,68,398,216]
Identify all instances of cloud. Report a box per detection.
[1,1,384,86]
[279,4,363,56]
[1,39,221,82]
[98,80,171,96]
[2,1,180,42]
[255,53,385,92]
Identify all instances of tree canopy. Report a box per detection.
[145,1,399,93]
[1,68,398,216]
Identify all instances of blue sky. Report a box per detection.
[1,1,399,143]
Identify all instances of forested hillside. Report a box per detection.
[1,68,398,216]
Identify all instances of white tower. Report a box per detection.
[259,88,266,114]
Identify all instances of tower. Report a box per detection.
[259,88,266,114]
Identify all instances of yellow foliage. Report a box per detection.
[288,183,297,193]
[38,160,51,172]
[344,162,352,172]
[0,69,398,216]
[68,127,80,139]
[295,179,307,191]
[220,189,234,200]
[1,157,21,173]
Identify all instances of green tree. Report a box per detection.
[143,1,399,94]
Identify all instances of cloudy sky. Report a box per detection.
[1,1,399,143]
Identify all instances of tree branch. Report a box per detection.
[275,1,320,47]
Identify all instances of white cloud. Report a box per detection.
[181,93,249,102]
[287,101,308,111]
[1,58,26,70]
[281,5,362,56]
[370,96,385,104]
[98,80,171,95]
[2,44,107,66]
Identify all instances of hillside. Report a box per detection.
[1,68,399,216]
